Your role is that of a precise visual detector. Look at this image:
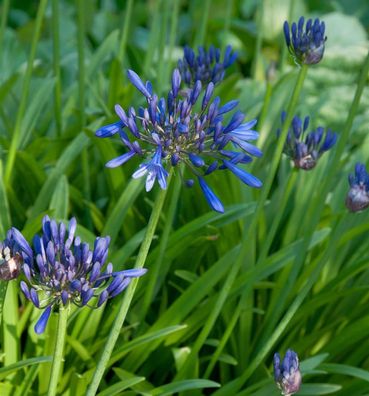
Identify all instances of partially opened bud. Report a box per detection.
[273,349,302,395]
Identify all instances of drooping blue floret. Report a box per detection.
[273,349,302,395]
[284,16,327,65]
[16,216,147,334]
[96,68,263,213]
[346,162,369,212]
[277,111,337,170]
[178,45,237,87]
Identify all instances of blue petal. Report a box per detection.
[96,121,122,138]
[114,268,148,278]
[106,151,136,168]
[189,153,205,167]
[11,227,33,259]
[34,306,52,334]
[127,70,152,99]
[198,177,224,213]
[223,160,262,188]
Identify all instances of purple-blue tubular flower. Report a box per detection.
[95,68,262,213]
[178,45,237,87]
[278,112,337,170]
[17,216,147,334]
[274,349,302,395]
[346,162,369,212]
[284,16,326,65]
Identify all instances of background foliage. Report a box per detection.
[0,0,369,394]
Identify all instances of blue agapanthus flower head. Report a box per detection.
[273,349,302,395]
[284,16,326,65]
[96,68,262,213]
[278,111,337,170]
[346,162,369,212]
[14,215,147,334]
[178,45,237,87]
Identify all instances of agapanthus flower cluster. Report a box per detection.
[284,16,326,65]
[346,162,369,212]
[278,112,337,170]
[274,349,302,395]
[177,45,237,87]
[13,216,146,334]
[0,228,29,281]
[96,68,262,213]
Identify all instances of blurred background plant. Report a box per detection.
[0,0,369,395]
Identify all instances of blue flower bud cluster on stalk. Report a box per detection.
[346,163,369,212]
[8,215,146,334]
[274,349,302,395]
[178,45,237,87]
[96,67,263,213]
[284,16,326,65]
[277,112,337,170]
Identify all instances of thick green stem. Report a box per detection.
[0,0,10,60]
[86,175,172,396]
[77,0,92,228]
[52,0,62,136]
[47,307,69,396]
[243,64,308,261]
[251,0,264,80]
[4,0,48,185]
[194,0,211,47]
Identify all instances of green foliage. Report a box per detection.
[0,0,369,395]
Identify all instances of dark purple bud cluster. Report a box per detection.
[274,349,302,395]
[178,45,237,87]
[12,216,146,334]
[346,163,369,212]
[284,16,326,65]
[278,112,337,170]
[96,68,262,213]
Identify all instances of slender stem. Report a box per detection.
[246,64,308,250]
[4,0,48,185]
[141,169,182,318]
[77,0,92,228]
[143,0,162,77]
[0,0,10,58]
[47,307,69,396]
[118,0,133,62]
[223,0,233,44]
[280,0,295,73]
[52,0,62,136]
[251,0,264,80]
[194,0,211,47]
[86,174,172,396]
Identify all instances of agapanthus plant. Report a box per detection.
[177,45,237,87]
[13,215,146,334]
[346,162,369,212]
[96,68,262,213]
[284,16,326,65]
[277,112,337,170]
[274,349,302,395]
